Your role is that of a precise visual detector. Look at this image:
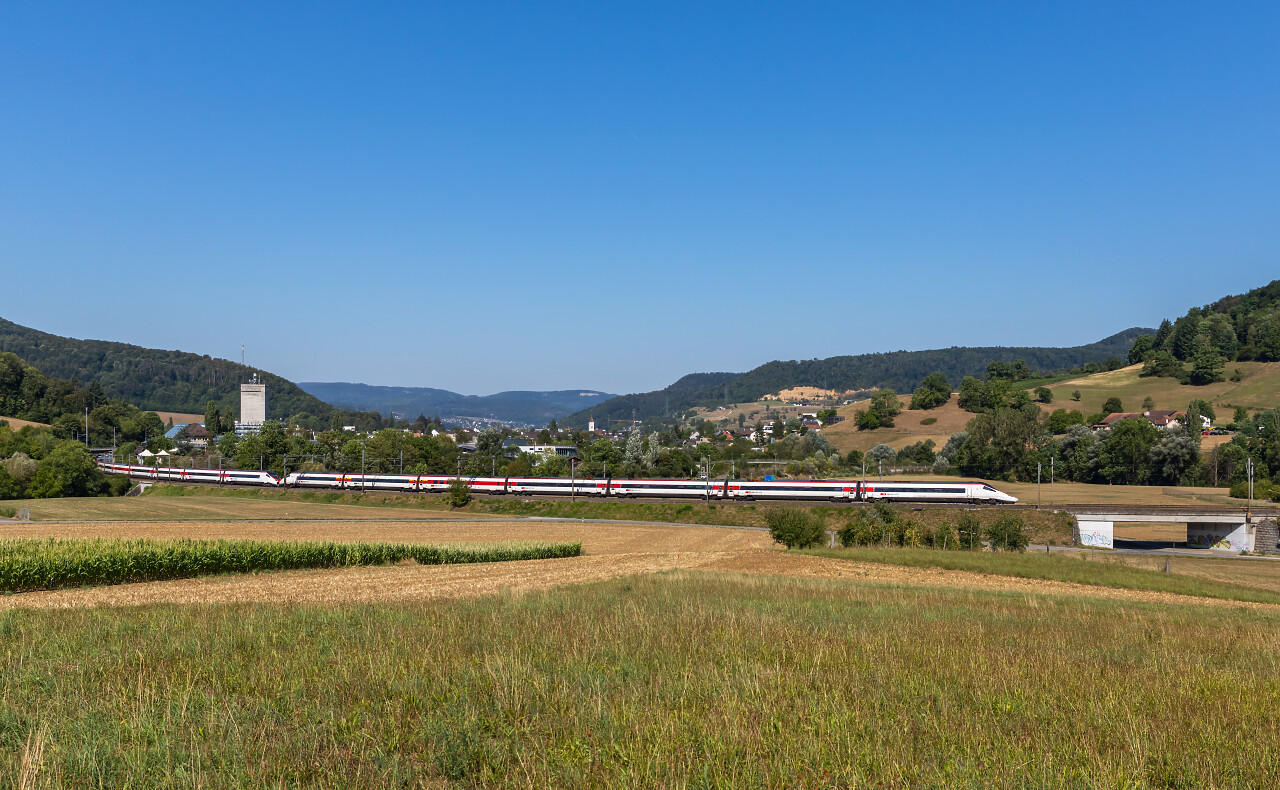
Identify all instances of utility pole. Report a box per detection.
[1050,456,1055,484]
[1037,462,1042,510]
[84,407,90,447]
[1246,457,1255,523]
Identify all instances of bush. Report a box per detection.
[984,513,1029,552]
[1229,479,1277,501]
[920,417,937,426]
[447,478,473,508]
[765,508,826,549]
[956,513,983,550]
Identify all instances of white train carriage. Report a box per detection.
[858,481,1017,504]
[97,461,281,486]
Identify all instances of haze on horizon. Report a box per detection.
[2,3,1277,396]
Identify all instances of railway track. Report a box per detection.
[130,479,1280,516]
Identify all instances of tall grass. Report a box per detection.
[0,538,581,593]
[805,545,1280,604]
[1,573,1278,787]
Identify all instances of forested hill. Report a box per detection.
[298,382,615,426]
[565,328,1150,427]
[0,317,333,421]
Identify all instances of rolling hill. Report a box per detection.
[566,328,1151,428]
[298,382,615,426]
[0,317,333,421]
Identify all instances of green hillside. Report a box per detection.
[0,317,333,422]
[567,328,1149,428]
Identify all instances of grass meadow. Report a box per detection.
[4,572,1280,788]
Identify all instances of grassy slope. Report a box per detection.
[0,415,51,429]
[805,546,1280,605]
[3,573,1278,787]
[812,361,1280,455]
[1044,360,1280,416]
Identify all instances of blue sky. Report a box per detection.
[1,2,1277,395]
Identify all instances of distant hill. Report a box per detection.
[565,328,1152,428]
[298,382,615,426]
[0,317,334,421]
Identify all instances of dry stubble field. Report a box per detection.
[4,502,1278,613]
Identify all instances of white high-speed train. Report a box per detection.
[97,461,1018,504]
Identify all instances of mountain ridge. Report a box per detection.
[564,328,1153,428]
[297,382,615,426]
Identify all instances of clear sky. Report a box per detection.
[2,2,1277,396]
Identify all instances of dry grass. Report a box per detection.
[0,493,504,522]
[151,411,205,426]
[0,517,775,555]
[1046,360,1280,416]
[4,515,1280,611]
[0,415,51,430]
[824,396,973,453]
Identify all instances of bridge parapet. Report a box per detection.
[1067,508,1279,553]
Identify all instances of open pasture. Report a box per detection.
[1045,360,1280,416]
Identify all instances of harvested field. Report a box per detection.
[3,545,1275,612]
[0,493,503,522]
[0,518,775,554]
[1,513,1276,611]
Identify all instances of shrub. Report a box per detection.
[956,513,982,550]
[920,417,938,426]
[933,521,958,550]
[447,478,473,508]
[984,513,1029,552]
[765,508,826,549]
[1229,479,1277,501]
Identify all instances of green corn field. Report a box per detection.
[0,538,581,594]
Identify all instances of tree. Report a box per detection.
[644,432,661,467]
[447,478,472,508]
[1097,418,1159,484]
[624,431,643,466]
[1152,318,1174,349]
[1101,397,1123,415]
[0,466,19,500]
[1149,433,1200,484]
[866,444,896,469]
[1185,399,1215,436]
[1169,314,1201,361]
[956,405,1046,480]
[1127,334,1155,365]
[855,409,882,430]
[1071,390,1081,402]
[956,513,982,550]
[1188,345,1225,386]
[764,508,825,549]
[476,428,504,458]
[909,373,951,410]
[1034,387,1052,404]
[984,513,1029,552]
[1047,409,1085,434]
[1141,396,1155,410]
[25,443,103,498]
[204,401,221,437]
